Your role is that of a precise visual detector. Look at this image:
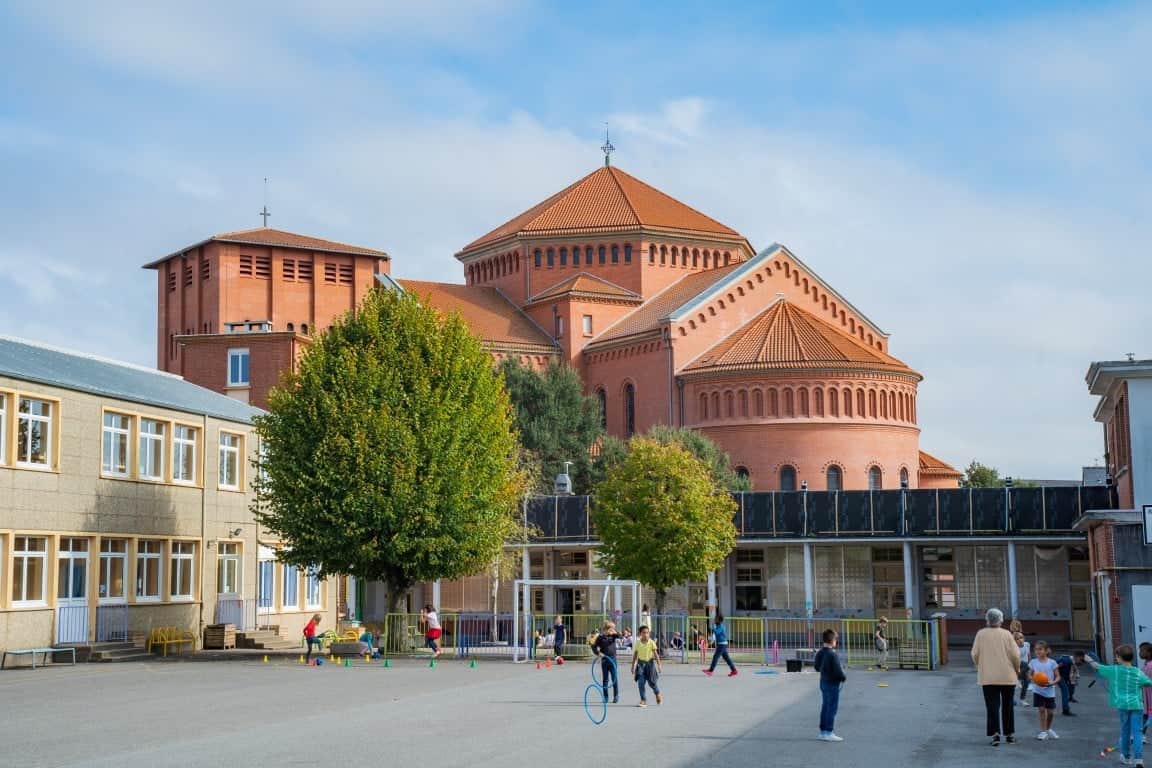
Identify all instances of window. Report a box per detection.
[167,269,177,292]
[582,315,593,336]
[283,563,299,609]
[735,466,750,484]
[649,246,656,264]
[598,246,606,265]
[559,247,567,266]
[921,547,956,609]
[17,397,53,467]
[136,540,163,600]
[12,536,47,604]
[219,432,242,490]
[254,255,271,279]
[899,467,909,488]
[99,539,127,600]
[547,248,554,267]
[0,393,7,464]
[173,425,197,484]
[868,466,883,491]
[227,348,250,387]
[624,383,635,437]
[611,245,619,264]
[571,247,580,267]
[57,537,89,601]
[596,388,607,430]
[585,246,594,265]
[554,315,564,339]
[779,465,797,491]
[624,244,632,263]
[826,465,843,492]
[101,412,131,476]
[534,249,542,268]
[338,263,353,286]
[283,258,296,281]
[138,419,165,480]
[200,257,210,281]
[324,262,338,284]
[735,566,764,611]
[258,553,274,610]
[217,542,241,595]
[183,264,193,286]
[171,542,195,599]
[305,567,322,609]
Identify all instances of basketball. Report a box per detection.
[1032,671,1050,687]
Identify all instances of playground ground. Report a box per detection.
[0,655,1128,767]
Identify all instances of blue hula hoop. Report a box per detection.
[584,655,618,725]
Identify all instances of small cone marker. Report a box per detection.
[299,655,305,664]
[384,658,392,668]
[536,661,542,670]
[429,658,436,668]
[262,655,269,664]
[345,659,351,668]
[470,659,477,669]
[877,682,889,688]
[545,658,552,669]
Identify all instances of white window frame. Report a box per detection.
[57,537,90,602]
[0,392,7,465]
[170,541,196,601]
[217,542,242,596]
[219,432,242,490]
[99,539,128,602]
[136,540,163,601]
[582,314,593,336]
[16,397,53,468]
[12,535,48,606]
[227,348,250,387]
[282,563,299,611]
[305,567,323,610]
[102,411,132,477]
[138,418,165,481]
[172,425,198,485]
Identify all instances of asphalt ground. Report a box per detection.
[0,654,1131,768]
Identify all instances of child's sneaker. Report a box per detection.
[728,669,739,677]
[1005,736,1016,744]
[637,701,648,708]
[655,693,663,705]
[702,669,713,676]
[820,733,844,742]
[1036,732,1048,740]
[1046,728,1059,739]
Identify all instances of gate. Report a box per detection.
[96,604,129,642]
[56,604,89,644]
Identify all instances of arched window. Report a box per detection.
[534,249,542,268]
[672,247,679,265]
[799,387,810,417]
[868,466,883,491]
[880,390,888,419]
[624,244,632,263]
[869,390,877,418]
[725,391,734,418]
[826,465,843,492]
[857,389,866,418]
[899,467,909,488]
[660,246,667,265]
[624,383,636,437]
[703,252,711,269]
[724,252,731,265]
[753,390,764,417]
[547,248,555,268]
[784,389,795,417]
[596,388,607,430]
[692,249,700,268]
[768,389,779,417]
[559,247,568,266]
[735,466,750,484]
[889,391,897,420]
[814,388,824,417]
[301,323,309,335]
[286,322,294,332]
[711,392,720,417]
[681,249,688,267]
[611,245,619,264]
[699,393,708,420]
[598,246,607,265]
[779,465,797,491]
[649,246,656,264]
[829,388,839,417]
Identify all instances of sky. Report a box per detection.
[1,1,1148,480]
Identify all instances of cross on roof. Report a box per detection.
[601,124,615,167]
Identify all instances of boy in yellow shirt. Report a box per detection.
[632,625,663,708]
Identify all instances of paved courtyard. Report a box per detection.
[0,655,1128,767]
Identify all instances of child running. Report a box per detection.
[875,617,890,671]
[632,625,663,708]
[1089,645,1152,768]
[1027,640,1061,740]
[702,611,738,677]
[421,604,442,658]
[303,613,322,661]
[591,621,620,704]
[814,628,847,742]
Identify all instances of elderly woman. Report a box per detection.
[972,608,1021,746]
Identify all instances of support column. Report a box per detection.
[432,579,441,612]
[1007,541,1019,620]
[521,547,531,618]
[706,571,717,617]
[903,542,916,620]
[803,543,814,619]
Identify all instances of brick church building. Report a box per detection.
[146,163,960,491]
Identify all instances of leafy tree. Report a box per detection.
[498,358,603,493]
[591,438,738,614]
[590,425,751,491]
[254,288,525,623]
[963,461,1002,488]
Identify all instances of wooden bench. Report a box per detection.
[147,626,195,656]
[2,646,77,669]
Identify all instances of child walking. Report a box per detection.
[552,615,566,665]
[875,617,890,671]
[1016,632,1032,705]
[421,604,442,657]
[632,626,663,707]
[303,613,322,661]
[702,612,738,677]
[1027,640,1061,740]
[1089,645,1152,768]
[814,628,847,742]
[591,621,620,704]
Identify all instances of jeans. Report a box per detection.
[1058,678,1071,712]
[1120,710,1144,761]
[1019,662,1030,701]
[601,656,619,700]
[636,660,660,702]
[305,637,322,659]
[819,681,841,734]
[982,684,1016,737]
[709,644,736,672]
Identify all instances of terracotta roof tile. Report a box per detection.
[683,299,919,376]
[919,450,962,476]
[529,273,641,304]
[461,166,745,252]
[398,279,558,351]
[584,264,745,348]
[146,227,388,267]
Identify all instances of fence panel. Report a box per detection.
[1011,488,1045,532]
[971,489,1006,532]
[808,492,838,535]
[838,492,871,534]
[873,491,902,534]
[775,493,805,536]
[96,604,129,642]
[55,605,89,644]
[215,598,247,630]
[906,490,938,534]
[743,493,774,536]
[938,489,970,532]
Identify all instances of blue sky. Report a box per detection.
[1,1,1148,479]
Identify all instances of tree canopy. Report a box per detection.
[498,358,603,494]
[591,438,738,613]
[590,425,751,491]
[253,288,524,613]
[963,461,1002,488]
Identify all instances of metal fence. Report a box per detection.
[215,598,247,630]
[96,604,130,642]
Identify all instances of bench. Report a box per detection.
[147,626,196,656]
[2,646,77,669]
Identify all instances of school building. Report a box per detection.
[0,336,342,659]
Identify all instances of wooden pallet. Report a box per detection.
[203,623,236,650]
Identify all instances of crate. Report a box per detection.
[204,623,236,650]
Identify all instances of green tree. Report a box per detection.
[963,461,1002,488]
[498,358,603,493]
[591,438,738,614]
[590,425,751,491]
[253,288,525,621]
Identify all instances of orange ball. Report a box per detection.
[1032,671,1050,687]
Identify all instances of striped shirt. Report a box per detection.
[1096,663,1152,711]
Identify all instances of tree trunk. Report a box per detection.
[655,588,667,617]
[385,581,411,653]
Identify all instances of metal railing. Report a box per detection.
[96,604,130,642]
[215,598,247,630]
[55,605,89,644]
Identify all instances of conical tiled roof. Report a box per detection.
[529,273,641,304]
[683,299,919,376]
[460,166,746,253]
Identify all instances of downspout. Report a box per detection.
[200,414,209,643]
[664,326,674,425]
[677,378,685,427]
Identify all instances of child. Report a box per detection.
[552,615,566,665]
[1015,632,1032,705]
[1027,640,1061,740]
[632,625,663,708]
[1071,650,1086,703]
[421,604,442,658]
[814,628,847,742]
[1056,651,1079,716]
[1089,645,1152,768]
[875,617,890,671]
[358,627,375,653]
[1141,643,1152,743]
[702,612,738,677]
[591,621,620,704]
[303,613,322,661]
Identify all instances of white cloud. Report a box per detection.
[611,98,709,145]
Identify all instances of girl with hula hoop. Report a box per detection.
[591,620,620,703]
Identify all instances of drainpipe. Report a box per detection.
[664,326,674,425]
[677,379,685,427]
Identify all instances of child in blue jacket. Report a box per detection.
[702,612,738,677]
[814,628,848,742]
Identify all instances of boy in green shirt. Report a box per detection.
[1090,645,1152,767]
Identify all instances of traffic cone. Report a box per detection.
[344,659,351,668]
[262,655,269,664]
[470,659,478,669]
[545,658,552,669]
[299,655,305,664]
[384,658,392,668]
[536,660,542,670]
[429,658,436,668]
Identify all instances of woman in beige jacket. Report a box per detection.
[971,608,1020,746]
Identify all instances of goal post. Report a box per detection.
[512,578,641,663]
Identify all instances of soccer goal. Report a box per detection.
[512,578,641,663]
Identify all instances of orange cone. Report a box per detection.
[536,660,542,670]
[545,658,552,669]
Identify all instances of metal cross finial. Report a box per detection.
[601,123,615,167]
[259,177,271,227]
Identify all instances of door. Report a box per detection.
[57,538,90,644]
[1070,585,1092,641]
[556,589,574,616]
[1133,585,1152,649]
